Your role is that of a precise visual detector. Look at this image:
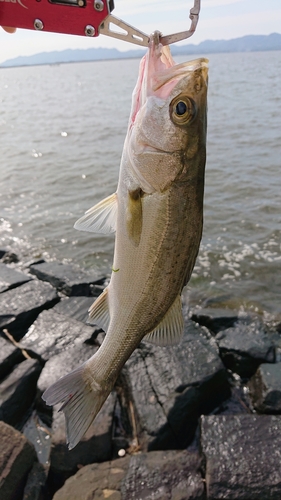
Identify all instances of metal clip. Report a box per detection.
[99,14,149,47]
[160,0,201,46]
[99,0,200,47]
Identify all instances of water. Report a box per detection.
[0,52,280,319]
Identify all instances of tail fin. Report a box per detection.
[42,364,111,450]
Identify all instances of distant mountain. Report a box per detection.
[1,33,281,68]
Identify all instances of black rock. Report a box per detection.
[0,421,37,500]
[191,307,239,334]
[216,319,275,378]
[1,251,19,264]
[0,358,42,427]
[29,261,105,296]
[248,363,281,413]
[0,280,59,341]
[123,320,230,450]
[52,296,96,324]
[21,309,96,361]
[0,336,24,380]
[0,262,31,293]
[200,414,281,499]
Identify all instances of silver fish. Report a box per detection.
[42,34,208,450]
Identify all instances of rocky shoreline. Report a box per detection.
[1,248,281,499]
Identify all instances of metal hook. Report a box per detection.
[159,0,201,46]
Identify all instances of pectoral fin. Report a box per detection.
[88,288,110,332]
[74,193,117,234]
[126,188,143,246]
[143,295,183,346]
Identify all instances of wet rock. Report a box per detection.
[21,309,96,361]
[200,414,281,499]
[0,280,59,341]
[53,450,204,500]
[121,450,204,500]
[191,307,239,334]
[0,336,24,380]
[1,251,19,264]
[52,296,97,324]
[29,261,105,296]
[248,363,281,413]
[22,411,52,468]
[0,262,31,293]
[22,462,46,500]
[0,358,42,427]
[124,320,230,450]
[216,319,275,378]
[0,421,37,500]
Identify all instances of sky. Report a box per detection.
[0,0,281,64]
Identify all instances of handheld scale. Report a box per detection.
[0,0,201,47]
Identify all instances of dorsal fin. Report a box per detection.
[74,193,117,234]
[88,288,110,332]
[143,295,183,346]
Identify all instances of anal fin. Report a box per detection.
[88,288,110,332]
[144,295,183,346]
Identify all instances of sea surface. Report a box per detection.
[0,51,280,320]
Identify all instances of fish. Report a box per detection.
[42,32,208,450]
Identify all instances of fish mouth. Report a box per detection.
[130,37,208,125]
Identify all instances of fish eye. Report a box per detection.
[170,95,197,126]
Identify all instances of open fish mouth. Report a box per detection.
[130,33,208,125]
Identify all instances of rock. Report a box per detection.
[123,320,230,450]
[52,296,97,324]
[0,421,37,500]
[29,261,105,296]
[53,455,129,500]
[21,309,96,361]
[0,336,24,380]
[0,280,59,341]
[121,450,204,500]
[216,319,275,378]
[200,414,281,499]
[248,363,281,413]
[1,251,19,264]
[22,411,52,467]
[191,307,239,334]
[53,450,204,500]
[22,462,46,500]
[0,358,42,427]
[0,262,31,293]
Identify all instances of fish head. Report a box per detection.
[127,35,208,193]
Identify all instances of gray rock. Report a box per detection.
[0,262,31,293]
[0,280,59,340]
[191,307,239,334]
[124,320,230,450]
[29,261,105,296]
[21,309,96,361]
[248,363,281,413]
[200,414,281,499]
[53,450,204,500]
[0,337,24,380]
[216,319,275,378]
[121,450,204,500]
[52,296,97,324]
[0,421,37,500]
[0,359,42,426]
